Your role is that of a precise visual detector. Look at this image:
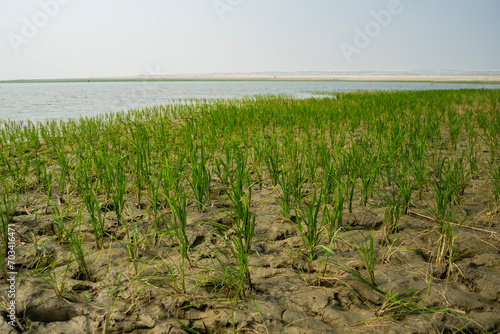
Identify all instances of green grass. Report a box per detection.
[1,89,498,332]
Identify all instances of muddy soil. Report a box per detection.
[0,163,499,334]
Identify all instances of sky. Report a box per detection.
[0,0,499,80]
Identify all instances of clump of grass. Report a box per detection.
[322,242,466,322]
[163,190,190,293]
[207,230,254,300]
[356,231,377,287]
[65,212,93,280]
[486,160,500,207]
[189,144,211,212]
[231,188,256,256]
[294,189,327,271]
[343,172,356,214]
[34,253,75,300]
[447,107,464,151]
[430,156,460,223]
[107,153,128,225]
[380,183,403,240]
[82,189,106,249]
[264,136,281,186]
[436,214,465,278]
[204,182,256,299]
[277,166,301,220]
[40,163,54,213]
[50,138,71,198]
[110,207,149,276]
[50,198,76,244]
[223,220,255,299]
[359,159,381,206]
[145,169,163,244]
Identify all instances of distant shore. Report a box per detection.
[2,74,500,84]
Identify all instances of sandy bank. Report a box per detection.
[3,74,500,84]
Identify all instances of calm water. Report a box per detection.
[1,81,498,122]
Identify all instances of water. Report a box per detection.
[1,81,498,122]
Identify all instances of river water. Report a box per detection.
[1,81,498,122]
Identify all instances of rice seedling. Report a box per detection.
[303,147,318,183]
[163,190,190,292]
[153,250,190,295]
[222,145,252,220]
[133,147,147,207]
[343,173,356,214]
[380,183,403,239]
[436,214,465,278]
[359,158,381,206]
[264,136,281,186]
[81,189,106,249]
[356,231,377,287]
[294,189,327,270]
[231,188,256,256]
[320,236,382,294]
[321,160,338,204]
[376,289,430,320]
[276,168,297,220]
[480,123,500,163]
[130,121,152,207]
[160,156,184,201]
[40,165,54,213]
[396,174,414,216]
[321,181,344,242]
[430,156,460,223]
[49,138,71,198]
[144,173,163,245]
[410,138,429,200]
[63,211,93,280]
[226,229,254,299]
[206,230,254,300]
[106,153,129,224]
[332,184,344,230]
[447,107,464,151]
[203,187,255,299]
[466,128,479,175]
[486,160,500,207]
[189,144,211,212]
[50,199,73,244]
[250,133,266,190]
[34,252,75,300]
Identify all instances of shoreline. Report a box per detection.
[2,74,500,84]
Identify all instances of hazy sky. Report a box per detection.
[1,0,499,80]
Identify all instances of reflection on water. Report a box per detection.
[1,81,498,121]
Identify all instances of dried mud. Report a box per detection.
[1,169,499,334]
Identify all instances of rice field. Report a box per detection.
[0,89,499,333]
